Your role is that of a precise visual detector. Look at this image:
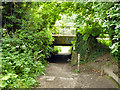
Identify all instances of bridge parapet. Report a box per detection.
[52,35,75,46]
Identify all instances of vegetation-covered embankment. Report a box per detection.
[1,2,60,88]
[74,2,120,63]
[1,2,120,88]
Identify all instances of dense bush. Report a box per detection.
[53,46,62,54]
[74,2,120,62]
[92,2,120,62]
[1,2,56,88]
[1,2,75,88]
[75,33,110,62]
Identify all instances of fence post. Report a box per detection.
[78,53,80,72]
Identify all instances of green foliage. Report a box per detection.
[75,33,109,62]
[110,42,120,62]
[74,2,120,62]
[97,39,112,46]
[1,2,59,88]
[1,1,120,88]
[53,46,62,54]
[76,21,103,40]
[105,62,110,67]
[68,46,72,53]
[1,2,75,88]
[91,2,120,62]
[74,69,79,73]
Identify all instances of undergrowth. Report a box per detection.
[75,33,110,63]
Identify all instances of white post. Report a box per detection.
[78,53,80,72]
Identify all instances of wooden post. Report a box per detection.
[78,53,80,72]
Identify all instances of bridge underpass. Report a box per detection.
[38,34,116,88]
[47,34,75,63]
[38,25,117,88]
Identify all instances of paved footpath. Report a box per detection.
[37,62,117,88]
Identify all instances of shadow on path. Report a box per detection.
[38,52,117,88]
[48,53,71,63]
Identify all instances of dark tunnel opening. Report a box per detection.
[47,46,72,63]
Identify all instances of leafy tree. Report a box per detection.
[92,2,120,61]
[74,2,120,62]
[1,2,60,88]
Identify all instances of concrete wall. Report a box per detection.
[71,51,78,66]
[52,35,75,45]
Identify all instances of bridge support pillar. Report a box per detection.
[71,51,78,66]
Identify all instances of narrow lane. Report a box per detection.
[37,53,116,88]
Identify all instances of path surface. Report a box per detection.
[37,54,117,88]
